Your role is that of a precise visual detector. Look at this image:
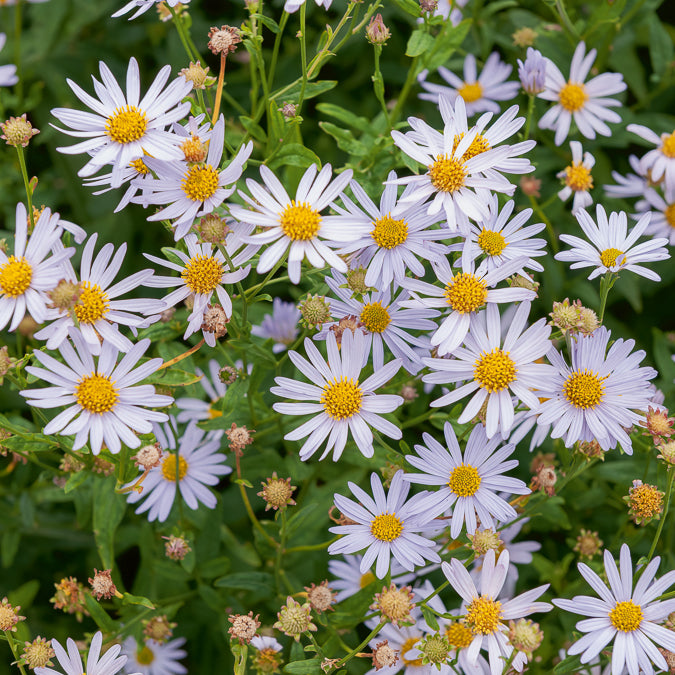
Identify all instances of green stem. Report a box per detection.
[528,194,558,254]
[598,271,617,325]
[523,94,536,141]
[647,467,674,561]
[236,452,278,549]
[402,410,438,429]
[4,630,28,675]
[15,145,34,230]
[389,56,420,128]
[168,7,199,63]
[14,0,23,104]
[554,0,580,42]
[372,45,390,125]
[329,620,387,672]
[296,3,308,113]
[267,12,289,91]
[245,255,288,303]
[285,536,339,554]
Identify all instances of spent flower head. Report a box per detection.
[574,529,603,560]
[1,114,39,147]
[143,615,176,643]
[163,534,192,561]
[366,14,390,45]
[274,597,317,641]
[258,473,296,511]
[304,581,336,613]
[207,25,241,55]
[18,636,55,670]
[371,584,416,626]
[51,577,88,618]
[624,479,664,525]
[640,406,675,445]
[0,597,25,631]
[88,569,119,600]
[228,612,261,644]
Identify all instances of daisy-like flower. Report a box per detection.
[418,53,520,116]
[328,470,441,579]
[121,636,187,675]
[0,34,18,87]
[35,631,139,675]
[553,543,675,675]
[628,123,675,192]
[442,549,552,675]
[604,155,649,200]
[34,233,164,353]
[335,173,448,288]
[555,204,670,281]
[536,326,657,453]
[402,249,535,357]
[537,41,626,146]
[636,185,675,245]
[272,329,403,461]
[251,298,300,353]
[317,270,439,374]
[143,233,250,339]
[423,302,554,438]
[517,47,547,96]
[366,614,430,675]
[229,163,360,284]
[21,329,172,454]
[51,57,192,187]
[557,140,595,214]
[133,117,253,241]
[0,203,75,332]
[284,0,332,11]
[126,418,231,522]
[430,0,469,26]
[112,0,190,20]
[404,423,529,538]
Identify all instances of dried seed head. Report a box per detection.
[219,365,238,385]
[143,615,176,643]
[508,619,543,656]
[180,61,210,89]
[0,597,25,631]
[574,529,603,560]
[519,175,541,198]
[134,442,163,470]
[92,456,115,476]
[506,273,539,293]
[512,27,538,47]
[47,279,82,312]
[0,345,14,384]
[18,636,55,670]
[658,440,675,466]
[371,584,415,626]
[163,534,192,561]
[468,528,503,557]
[274,597,317,641]
[399,383,418,402]
[366,14,391,45]
[329,315,364,347]
[531,465,557,496]
[640,406,675,445]
[258,472,296,511]
[1,114,39,147]
[372,640,399,670]
[278,102,297,119]
[196,213,230,243]
[208,25,242,56]
[228,611,261,644]
[51,577,89,617]
[201,303,229,340]
[88,569,118,600]
[419,0,438,11]
[304,581,336,613]
[625,479,664,525]
[298,293,332,329]
[576,439,604,461]
[226,422,255,455]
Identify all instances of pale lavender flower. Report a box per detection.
[517,48,547,95]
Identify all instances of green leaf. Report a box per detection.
[421,604,439,632]
[250,13,280,33]
[316,103,371,132]
[213,571,275,593]
[198,556,231,579]
[92,477,127,569]
[146,367,202,387]
[84,594,118,633]
[1,530,20,568]
[648,14,674,79]
[554,653,583,673]
[285,503,320,540]
[283,658,324,674]
[161,246,184,267]
[406,29,435,58]
[9,580,40,609]
[267,143,322,171]
[240,116,267,143]
[391,0,424,17]
[274,80,338,104]
[319,122,368,156]
[424,20,472,71]
[64,470,89,494]
[122,592,155,609]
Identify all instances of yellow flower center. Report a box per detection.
[105,105,148,144]
[445,622,474,650]
[161,454,189,482]
[452,132,491,161]
[321,377,363,419]
[370,512,404,542]
[181,164,219,202]
[474,348,517,392]
[565,163,594,192]
[360,302,391,333]
[558,82,588,112]
[443,273,488,313]
[371,215,408,249]
[279,201,322,241]
[428,154,467,193]
[0,256,32,297]
[129,157,150,175]
[207,405,223,419]
[136,646,155,665]
[609,600,643,632]
[664,203,675,228]
[660,132,675,158]
[181,135,207,163]
[629,483,664,519]
[74,282,109,324]
[477,229,507,256]
[359,571,375,589]
[563,369,606,409]
[181,254,223,294]
[448,464,482,497]
[75,373,119,414]
[400,637,423,667]
[466,597,502,635]
[599,247,624,268]
[458,81,483,103]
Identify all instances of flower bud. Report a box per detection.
[366,14,390,46]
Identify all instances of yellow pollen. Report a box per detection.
[136,646,155,665]
[474,348,517,393]
[370,513,404,541]
[161,454,189,482]
[443,273,488,313]
[181,164,219,202]
[466,597,502,635]
[74,282,109,324]
[428,154,467,193]
[558,82,588,112]
[400,637,423,667]
[448,464,482,497]
[371,215,408,249]
[360,302,391,333]
[75,373,118,414]
[181,135,206,163]
[181,255,223,294]
[600,247,624,268]
[563,369,606,409]
[452,132,491,161]
[359,571,375,589]
[105,105,148,144]
[477,229,507,256]
[609,600,643,632]
[660,132,675,158]
[629,483,663,519]
[321,377,363,420]
[458,81,483,103]
[207,406,223,419]
[280,201,322,241]
[0,256,32,297]
[664,203,675,228]
[445,622,474,650]
[565,163,594,192]
[129,157,150,175]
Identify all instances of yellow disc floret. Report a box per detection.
[371,215,408,248]
[74,282,109,324]
[444,273,488,313]
[129,158,150,175]
[360,302,391,334]
[466,597,502,635]
[181,255,223,294]
[563,369,605,409]
[609,600,643,632]
[428,155,467,193]
[161,454,189,482]
[370,513,404,542]
[448,464,482,497]
[136,646,155,665]
[75,373,119,414]
[445,622,474,650]
[660,132,675,158]
[321,377,363,419]
[477,230,507,256]
[400,637,423,667]
[105,105,148,144]
[474,348,517,393]
[181,164,219,202]
[280,201,322,241]
[600,247,624,268]
[0,256,32,297]
[565,163,594,192]
[558,82,588,112]
[452,132,491,161]
[664,203,675,228]
[458,81,483,103]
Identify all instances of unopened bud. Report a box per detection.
[180,61,210,89]
[366,14,390,45]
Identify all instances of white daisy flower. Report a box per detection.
[35,631,138,675]
[0,203,75,332]
[418,53,520,116]
[553,543,675,675]
[627,123,675,193]
[0,34,18,87]
[229,163,361,284]
[604,154,649,200]
[403,249,536,357]
[82,156,153,213]
[21,329,172,454]
[121,636,187,675]
[423,301,554,438]
[251,297,300,353]
[143,233,251,339]
[112,0,190,20]
[555,204,670,281]
[250,636,283,653]
[133,117,254,241]
[284,0,332,12]
[537,41,626,146]
[557,140,595,215]
[51,57,192,187]
[317,270,439,375]
[430,0,469,25]
[404,422,529,538]
[172,113,214,161]
[334,172,449,288]
[126,418,231,522]
[442,549,552,675]
[636,185,675,245]
[34,233,164,353]
[271,329,403,461]
[536,326,657,454]
[328,470,441,579]
[366,615,431,675]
